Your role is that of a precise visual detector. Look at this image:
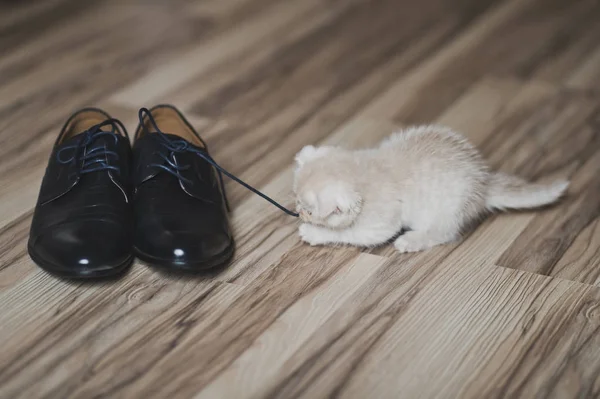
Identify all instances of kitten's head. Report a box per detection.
[293,145,362,229]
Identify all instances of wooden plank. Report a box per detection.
[355,0,600,125]
[566,45,600,91]
[109,0,332,107]
[489,87,600,281]
[0,213,36,294]
[552,218,600,287]
[58,246,362,398]
[252,254,600,399]
[0,0,98,55]
[2,0,600,398]
[533,20,600,88]
[193,254,386,399]
[497,148,600,278]
[0,276,240,399]
[195,197,539,398]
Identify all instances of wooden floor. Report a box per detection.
[1,0,600,397]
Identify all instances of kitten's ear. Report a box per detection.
[295,145,316,167]
[294,145,333,167]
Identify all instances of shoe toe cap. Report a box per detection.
[29,221,132,277]
[135,226,233,269]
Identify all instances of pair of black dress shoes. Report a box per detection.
[28,105,240,278]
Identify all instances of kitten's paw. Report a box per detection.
[394,230,457,253]
[299,223,325,246]
[393,231,435,253]
[394,236,427,253]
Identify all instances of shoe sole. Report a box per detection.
[27,243,134,280]
[133,242,234,273]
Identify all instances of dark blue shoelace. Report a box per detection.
[56,119,125,175]
[139,108,299,217]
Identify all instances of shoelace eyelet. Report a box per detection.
[56,120,124,176]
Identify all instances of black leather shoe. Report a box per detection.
[28,109,133,278]
[132,105,234,271]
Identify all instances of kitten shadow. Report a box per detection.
[384,227,409,244]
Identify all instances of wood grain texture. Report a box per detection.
[67,246,361,399]
[197,253,388,399]
[255,259,600,399]
[1,0,600,398]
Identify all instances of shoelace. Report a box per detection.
[57,119,126,175]
[139,108,299,217]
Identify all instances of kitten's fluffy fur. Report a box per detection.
[293,125,569,253]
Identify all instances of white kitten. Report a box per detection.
[293,125,569,253]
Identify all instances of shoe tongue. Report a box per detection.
[61,129,117,147]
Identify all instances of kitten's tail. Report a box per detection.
[485,172,569,211]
